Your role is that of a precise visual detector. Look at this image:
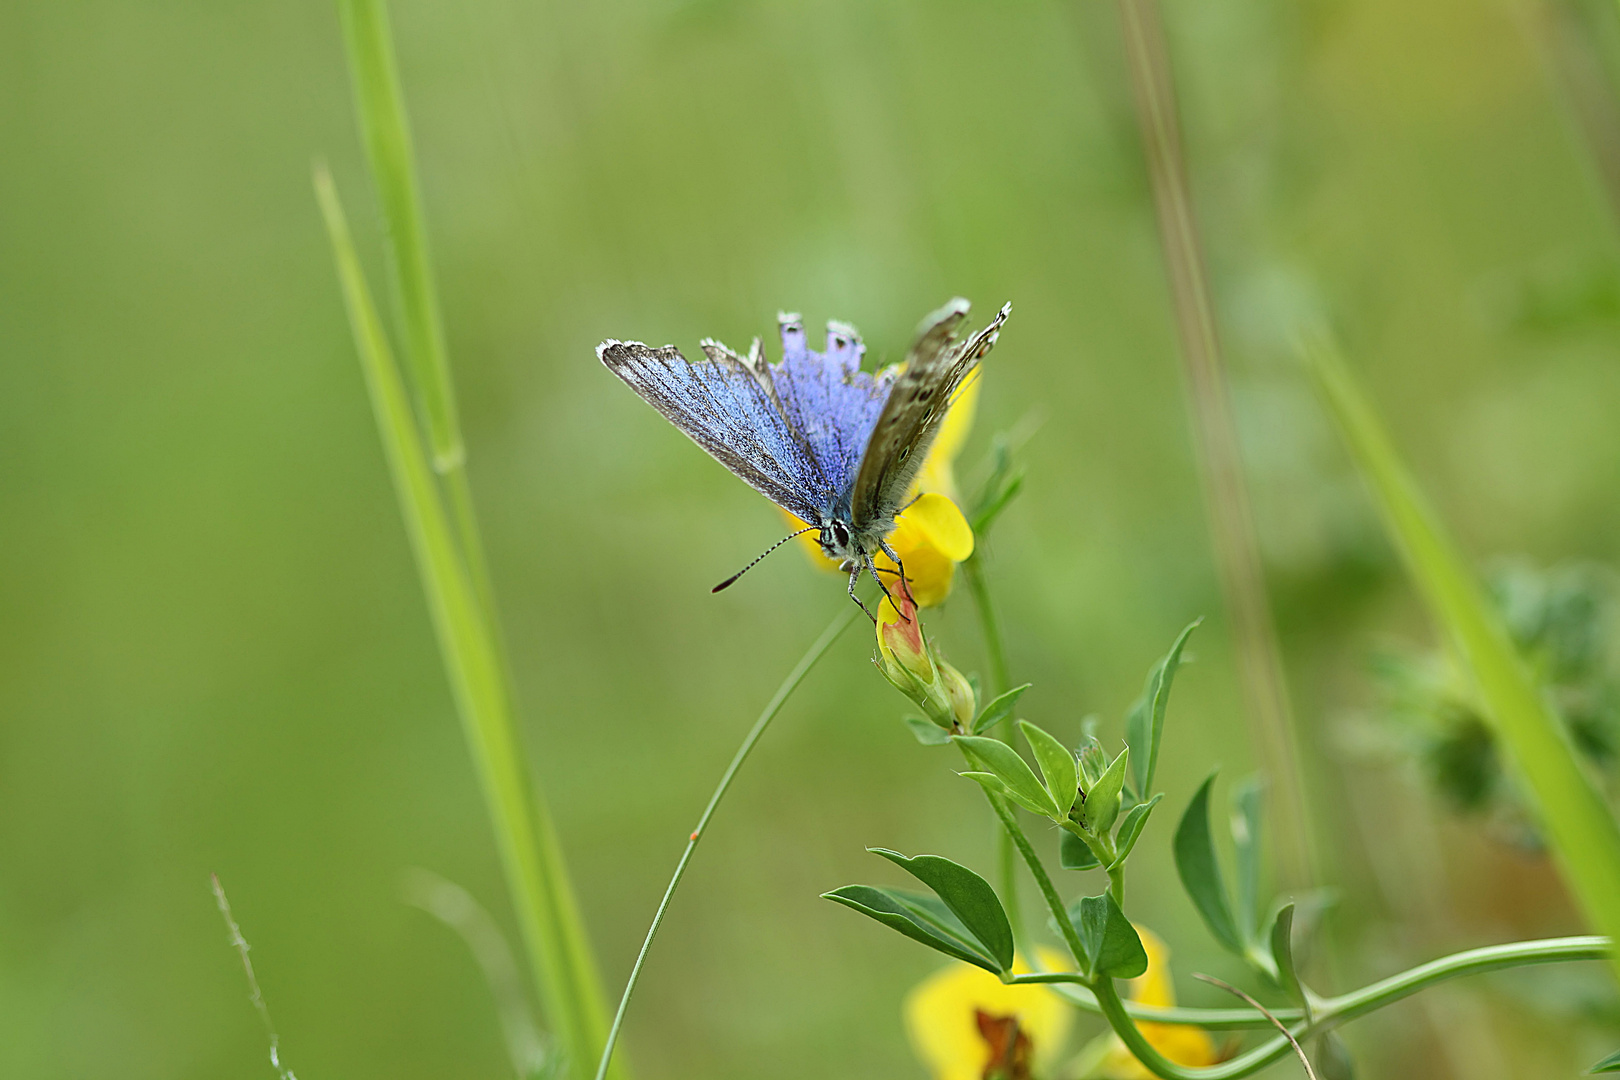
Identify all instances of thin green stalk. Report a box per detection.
[1027,935,1610,1031]
[963,554,1010,698]
[962,552,1023,946]
[315,168,612,1080]
[1114,0,1316,888]
[592,609,857,1080]
[982,791,1087,970]
[1309,336,1620,989]
[1077,934,1610,1080]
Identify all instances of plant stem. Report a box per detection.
[1057,936,1608,1079]
[982,793,1087,971]
[592,608,857,1080]
[962,552,1023,945]
[963,553,1010,698]
[1114,0,1316,889]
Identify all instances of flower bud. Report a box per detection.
[874,588,965,730]
[938,661,976,729]
[877,590,933,684]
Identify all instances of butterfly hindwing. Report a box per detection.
[849,299,1011,543]
[598,339,832,522]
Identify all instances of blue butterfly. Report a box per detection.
[598,298,1010,615]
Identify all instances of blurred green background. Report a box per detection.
[5,0,1620,1076]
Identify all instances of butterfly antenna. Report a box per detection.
[712,526,820,593]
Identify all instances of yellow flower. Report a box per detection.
[782,374,981,606]
[906,949,1074,1080]
[1080,928,1219,1079]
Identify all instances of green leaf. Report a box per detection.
[1060,830,1102,870]
[1080,747,1129,835]
[1589,1048,1620,1073]
[1071,893,1149,979]
[972,683,1032,735]
[903,715,953,746]
[1231,776,1265,944]
[823,885,999,971]
[1311,337,1620,985]
[1268,903,1304,1005]
[1019,720,1079,817]
[1108,793,1163,869]
[884,887,991,953]
[1174,773,1243,955]
[872,849,1015,972]
[960,771,1056,819]
[954,735,1061,819]
[1317,1030,1355,1080]
[1125,620,1201,798]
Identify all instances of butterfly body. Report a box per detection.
[599,298,1009,612]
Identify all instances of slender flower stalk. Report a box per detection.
[1113,0,1316,889]
[593,609,858,1080]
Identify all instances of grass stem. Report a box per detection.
[315,162,614,1079]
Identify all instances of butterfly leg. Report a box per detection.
[862,550,911,622]
[846,563,878,623]
[877,537,916,607]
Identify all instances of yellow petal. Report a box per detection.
[1126,927,1176,1009]
[903,493,975,562]
[913,375,981,502]
[905,950,1074,1080]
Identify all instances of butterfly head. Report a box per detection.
[817,518,857,568]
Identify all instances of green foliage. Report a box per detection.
[1125,621,1201,800]
[1268,904,1303,1004]
[1590,1048,1620,1074]
[1174,773,1244,956]
[1070,893,1149,980]
[1312,337,1620,985]
[903,714,954,746]
[1060,831,1102,871]
[823,886,1007,973]
[1316,1031,1356,1080]
[1109,793,1164,870]
[1019,720,1079,818]
[955,734,1062,819]
[825,850,1014,974]
[1374,562,1620,825]
[1078,746,1129,836]
[968,434,1027,536]
[973,683,1032,735]
[1231,777,1265,943]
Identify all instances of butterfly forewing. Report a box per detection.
[849,299,1011,543]
[598,339,832,522]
